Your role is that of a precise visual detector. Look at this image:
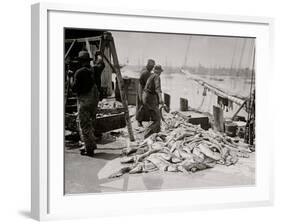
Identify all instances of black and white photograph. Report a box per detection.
[2,0,281,222]
[64,28,256,194]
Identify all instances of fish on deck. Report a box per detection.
[109,111,253,178]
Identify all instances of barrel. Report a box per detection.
[224,122,238,137]
[180,98,188,111]
[164,93,171,112]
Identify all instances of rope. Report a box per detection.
[245,45,255,144]
[196,93,206,111]
[247,46,255,120]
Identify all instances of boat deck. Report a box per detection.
[64,119,255,194]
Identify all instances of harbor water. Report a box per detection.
[121,68,253,119]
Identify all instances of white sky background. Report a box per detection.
[112,31,255,68]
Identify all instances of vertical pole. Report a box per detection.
[104,32,135,141]
[65,39,76,59]
[85,39,94,67]
[64,40,77,107]
[246,47,255,145]
[213,105,224,132]
[164,93,170,112]
[231,100,246,121]
[102,46,113,96]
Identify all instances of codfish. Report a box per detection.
[197,143,222,161]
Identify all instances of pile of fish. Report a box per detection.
[109,111,253,178]
[98,99,123,110]
[96,99,125,119]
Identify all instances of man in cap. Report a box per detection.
[136,59,156,127]
[71,50,99,157]
[142,65,164,139]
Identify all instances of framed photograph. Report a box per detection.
[31,2,274,221]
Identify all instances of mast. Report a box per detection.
[236,39,247,76]
[182,36,192,68]
[229,39,238,76]
[138,56,140,68]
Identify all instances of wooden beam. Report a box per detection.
[181,69,245,106]
[231,100,247,120]
[85,39,94,58]
[85,39,94,66]
[100,49,116,73]
[64,39,76,59]
[65,36,102,43]
[105,32,135,141]
[101,46,113,96]
[198,80,245,106]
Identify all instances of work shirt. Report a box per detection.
[144,73,162,95]
[72,66,95,95]
[136,67,152,122]
[139,67,152,89]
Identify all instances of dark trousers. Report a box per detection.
[142,91,161,139]
[77,85,99,152]
[136,84,150,122]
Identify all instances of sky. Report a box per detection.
[112,31,255,68]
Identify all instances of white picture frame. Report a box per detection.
[31,2,275,221]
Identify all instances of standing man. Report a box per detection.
[71,51,99,157]
[136,59,155,127]
[142,65,164,139]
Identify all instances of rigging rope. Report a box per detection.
[248,45,255,119]
[196,92,206,111]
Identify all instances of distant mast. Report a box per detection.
[138,56,140,68]
[182,36,192,70]
[126,57,129,65]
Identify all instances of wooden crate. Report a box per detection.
[177,111,210,130]
[96,113,126,133]
[65,111,126,133]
